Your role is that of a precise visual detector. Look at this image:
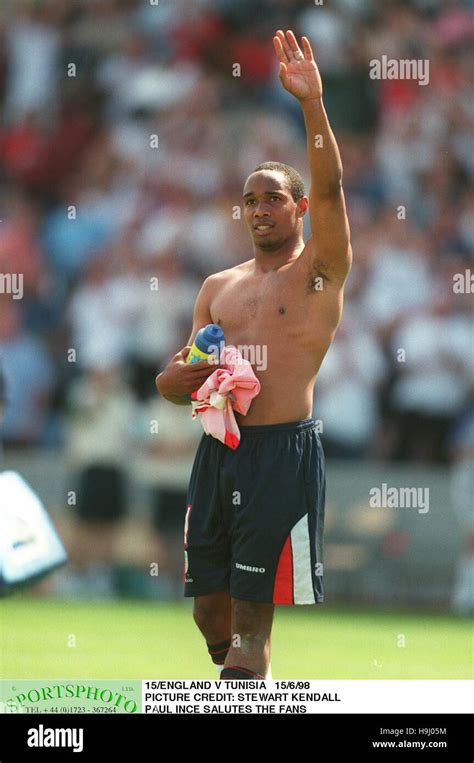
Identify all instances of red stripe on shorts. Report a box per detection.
[273,534,294,604]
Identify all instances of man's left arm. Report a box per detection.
[274,30,352,283]
[302,98,352,282]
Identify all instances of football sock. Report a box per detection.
[207,639,231,673]
[220,666,265,680]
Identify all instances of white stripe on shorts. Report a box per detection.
[291,513,315,604]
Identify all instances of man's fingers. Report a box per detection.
[189,370,219,383]
[188,359,220,371]
[173,352,213,368]
[302,36,314,61]
[279,61,288,84]
[286,29,303,58]
[276,29,293,60]
[273,35,287,63]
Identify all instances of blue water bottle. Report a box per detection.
[184,323,225,400]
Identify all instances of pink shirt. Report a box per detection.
[191,346,261,449]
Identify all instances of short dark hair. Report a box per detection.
[251,161,305,202]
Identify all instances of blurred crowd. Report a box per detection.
[0,0,472,466]
[0,0,472,604]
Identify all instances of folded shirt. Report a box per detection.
[191,345,261,449]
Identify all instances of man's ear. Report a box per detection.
[298,196,309,218]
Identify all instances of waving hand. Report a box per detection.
[273,30,322,103]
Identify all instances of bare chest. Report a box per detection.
[209,267,323,345]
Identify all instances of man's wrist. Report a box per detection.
[299,95,323,109]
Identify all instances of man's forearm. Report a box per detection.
[155,372,191,406]
[301,98,343,197]
[163,394,191,406]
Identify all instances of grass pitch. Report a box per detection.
[1,597,472,680]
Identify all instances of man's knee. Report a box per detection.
[231,599,274,649]
[193,592,231,638]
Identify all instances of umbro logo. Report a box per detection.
[235,563,265,573]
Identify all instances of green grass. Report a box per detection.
[1,597,472,679]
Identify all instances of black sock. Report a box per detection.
[207,639,231,666]
[220,666,265,680]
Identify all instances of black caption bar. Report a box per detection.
[0,713,471,760]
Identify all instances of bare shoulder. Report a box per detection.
[203,260,254,291]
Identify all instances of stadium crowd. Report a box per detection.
[0,0,472,461]
[0,0,472,602]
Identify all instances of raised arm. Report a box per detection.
[273,30,352,284]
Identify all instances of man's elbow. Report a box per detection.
[155,372,163,395]
[310,177,343,201]
[325,175,343,197]
[155,372,172,402]
[332,174,343,194]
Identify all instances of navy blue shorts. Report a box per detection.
[183,418,325,605]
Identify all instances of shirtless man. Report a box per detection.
[155,30,351,680]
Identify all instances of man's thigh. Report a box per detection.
[224,422,325,605]
[184,435,231,598]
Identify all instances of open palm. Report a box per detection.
[273,30,322,102]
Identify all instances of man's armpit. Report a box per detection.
[306,258,335,294]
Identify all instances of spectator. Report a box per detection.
[132,396,203,598]
[67,253,140,371]
[0,297,55,448]
[61,364,136,597]
[448,405,474,616]
[128,253,199,399]
[4,3,60,124]
[388,294,472,462]
[0,0,471,469]
[314,307,387,458]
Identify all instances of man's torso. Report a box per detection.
[208,240,344,425]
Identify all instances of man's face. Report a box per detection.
[242,170,307,252]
